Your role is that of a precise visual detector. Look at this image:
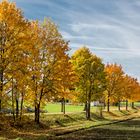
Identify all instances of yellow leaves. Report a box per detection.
[104,63,140,104]
[0,1,22,26]
[123,75,140,101]
[0,0,139,114]
[0,1,33,111]
[71,46,106,103]
[20,17,74,104]
[105,63,124,77]
[104,64,124,102]
[105,64,124,88]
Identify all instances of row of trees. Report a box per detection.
[71,48,140,119]
[0,1,140,123]
[0,1,75,124]
[105,64,140,112]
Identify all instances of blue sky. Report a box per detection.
[9,0,140,80]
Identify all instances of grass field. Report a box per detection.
[44,103,106,113]
[44,103,85,113]
[58,117,140,140]
[120,101,140,107]
[0,102,140,139]
[44,102,140,113]
[0,107,139,139]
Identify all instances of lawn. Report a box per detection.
[120,101,140,107]
[58,117,140,140]
[0,107,139,139]
[44,103,99,113]
[44,103,134,113]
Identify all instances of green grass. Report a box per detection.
[44,103,98,113]
[58,117,140,140]
[0,108,139,140]
[120,101,140,107]
[44,102,140,113]
[0,103,139,139]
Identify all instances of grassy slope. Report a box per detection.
[0,108,139,140]
[58,117,140,140]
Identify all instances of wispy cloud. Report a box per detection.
[9,0,140,80]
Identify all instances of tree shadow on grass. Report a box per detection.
[133,107,139,110]
[54,118,140,140]
[119,110,127,115]
[104,111,119,117]
[2,117,140,140]
[117,118,140,127]
[64,114,77,122]
[90,113,106,121]
[61,113,86,124]
[55,120,65,127]
[119,110,134,115]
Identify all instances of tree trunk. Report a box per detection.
[61,98,64,112]
[103,102,106,109]
[35,105,37,122]
[61,98,65,114]
[99,101,103,117]
[37,104,40,124]
[20,92,24,120]
[63,98,65,114]
[126,100,128,111]
[107,95,110,112]
[84,102,87,111]
[86,91,91,120]
[86,101,91,120]
[34,88,43,124]
[16,98,19,118]
[0,99,1,112]
[0,71,3,111]
[132,102,134,109]
[118,100,121,111]
[35,103,40,124]
[12,78,15,121]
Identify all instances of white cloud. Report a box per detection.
[61,30,93,40]
[69,23,117,32]
[8,0,140,80]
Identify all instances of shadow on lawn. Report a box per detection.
[104,111,119,117]
[118,118,140,127]
[133,107,139,110]
[119,109,138,115]
[64,114,77,121]
[54,118,140,140]
[119,110,131,115]
[55,120,65,127]
[2,117,140,140]
[90,113,106,121]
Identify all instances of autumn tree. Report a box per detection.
[130,80,140,108]
[122,75,140,110]
[9,53,30,121]
[56,56,76,114]
[0,0,30,115]
[105,63,124,112]
[28,19,70,124]
[71,47,106,119]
